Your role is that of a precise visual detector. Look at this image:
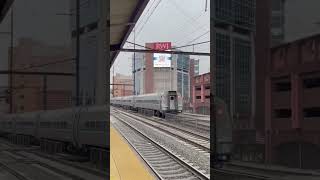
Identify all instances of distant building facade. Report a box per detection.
[113,73,133,97]
[193,59,200,76]
[132,42,192,107]
[10,38,73,113]
[192,73,210,115]
[188,59,195,112]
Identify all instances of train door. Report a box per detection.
[168,91,178,111]
[169,96,175,110]
[73,107,82,148]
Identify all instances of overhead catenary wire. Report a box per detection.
[15,58,76,71]
[135,0,163,38]
[134,0,157,30]
[171,41,210,50]
[126,41,209,53]
[183,30,210,47]
[174,23,210,44]
[169,0,201,23]
[172,12,207,43]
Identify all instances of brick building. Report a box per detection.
[265,34,320,169]
[192,73,210,115]
[10,38,73,113]
[112,73,133,97]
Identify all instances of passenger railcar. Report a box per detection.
[15,112,39,137]
[110,91,183,117]
[0,105,109,152]
[0,113,15,135]
[77,105,108,149]
[38,108,75,144]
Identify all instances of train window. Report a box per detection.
[304,107,320,118]
[90,121,95,128]
[64,122,68,129]
[274,109,291,118]
[273,81,291,92]
[85,121,90,128]
[303,77,320,89]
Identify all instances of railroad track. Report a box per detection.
[152,116,209,138]
[120,108,210,139]
[114,109,210,153]
[211,168,271,180]
[180,113,210,120]
[0,161,30,180]
[0,138,107,180]
[174,114,210,132]
[112,113,210,180]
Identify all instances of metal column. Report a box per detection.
[43,75,47,110]
[9,7,13,113]
[76,0,80,106]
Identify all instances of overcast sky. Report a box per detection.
[112,0,210,77]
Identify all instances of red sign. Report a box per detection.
[153,42,171,50]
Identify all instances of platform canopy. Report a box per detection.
[0,0,14,22]
[110,0,149,67]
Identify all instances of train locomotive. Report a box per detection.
[110,91,183,118]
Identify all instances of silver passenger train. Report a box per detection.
[0,105,108,152]
[110,91,183,118]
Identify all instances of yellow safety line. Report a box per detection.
[110,127,155,180]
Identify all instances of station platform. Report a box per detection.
[110,126,155,180]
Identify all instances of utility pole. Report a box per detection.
[75,0,80,106]
[9,7,13,113]
[113,66,115,97]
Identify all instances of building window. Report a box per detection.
[303,77,320,89]
[274,109,291,118]
[274,82,291,92]
[304,107,320,118]
[196,96,201,99]
[271,16,282,28]
[272,0,282,11]
[205,86,210,90]
[205,95,210,99]
[195,86,201,91]
[87,22,98,32]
